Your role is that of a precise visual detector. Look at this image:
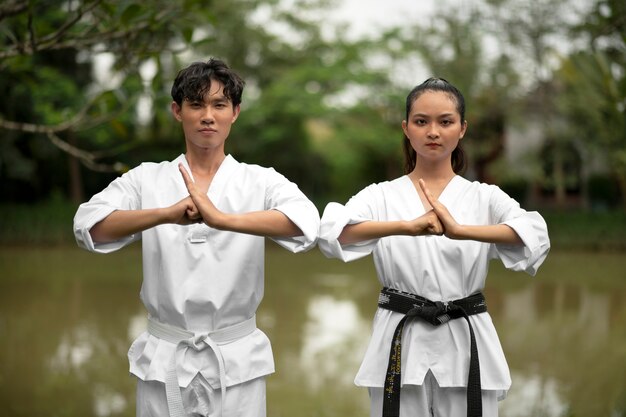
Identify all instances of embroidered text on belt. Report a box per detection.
[147,315,257,417]
[377,287,487,417]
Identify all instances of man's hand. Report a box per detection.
[178,163,225,228]
[168,196,202,225]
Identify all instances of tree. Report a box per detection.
[0,0,390,206]
[480,0,592,207]
[0,0,219,202]
[387,3,522,185]
[555,0,626,209]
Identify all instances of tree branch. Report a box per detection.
[47,131,127,173]
[35,0,103,51]
[0,2,180,59]
[0,0,28,21]
[0,91,131,173]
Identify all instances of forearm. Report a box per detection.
[450,223,523,245]
[213,209,303,237]
[338,221,414,245]
[90,208,170,243]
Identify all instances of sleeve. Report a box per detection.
[263,168,320,253]
[73,166,143,253]
[318,185,380,262]
[489,187,550,276]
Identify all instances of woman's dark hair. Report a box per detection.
[171,58,245,107]
[402,77,467,174]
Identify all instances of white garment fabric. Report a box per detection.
[368,371,499,417]
[136,375,267,417]
[74,154,320,390]
[318,175,550,399]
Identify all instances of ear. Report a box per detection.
[401,120,409,137]
[459,120,468,139]
[171,101,182,121]
[231,104,241,123]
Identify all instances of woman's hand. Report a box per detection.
[418,179,461,238]
[410,209,444,236]
[418,178,523,244]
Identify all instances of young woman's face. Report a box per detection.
[171,80,240,152]
[402,90,467,166]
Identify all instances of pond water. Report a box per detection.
[0,244,625,417]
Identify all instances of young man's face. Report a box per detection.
[171,80,240,153]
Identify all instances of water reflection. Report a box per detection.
[49,323,96,371]
[493,279,626,417]
[93,385,128,417]
[299,291,369,390]
[0,247,624,417]
[505,372,567,417]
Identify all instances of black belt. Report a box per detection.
[377,287,487,417]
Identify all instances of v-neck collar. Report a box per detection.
[402,174,460,212]
[176,154,238,203]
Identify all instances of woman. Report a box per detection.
[318,78,550,417]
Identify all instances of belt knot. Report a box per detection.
[378,288,486,417]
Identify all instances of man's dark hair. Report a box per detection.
[171,58,245,107]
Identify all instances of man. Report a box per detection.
[74,58,320,417]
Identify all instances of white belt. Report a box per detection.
[147,315,257,417]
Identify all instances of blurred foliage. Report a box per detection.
[0,0,625,210]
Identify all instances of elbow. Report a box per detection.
[89,220,114,244]
[337,227,351,245]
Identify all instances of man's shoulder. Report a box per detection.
[130,155,184,172]
[229,156,283,178]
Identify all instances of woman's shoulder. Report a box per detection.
[367,175,411,190]
[453,176,517,206]
[347,176,412,204]
[455,175,503,192]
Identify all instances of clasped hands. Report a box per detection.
[171,164,457,239]
[414,179,460,239]
[168,164,222,227]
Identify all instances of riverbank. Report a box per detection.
[1,199,625,250]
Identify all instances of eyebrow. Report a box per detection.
[411,112,457,118]
[208,95,230,104]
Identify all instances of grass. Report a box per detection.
[542,209,626,251]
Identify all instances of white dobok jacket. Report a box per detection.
[74,154,320,389]
[318,175,550,399]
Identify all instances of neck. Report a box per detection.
[184,148,226,176]
[409,160,456,185]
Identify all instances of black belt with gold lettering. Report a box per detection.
[377,287,487,417]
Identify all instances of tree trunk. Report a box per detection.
[67,133,84,204]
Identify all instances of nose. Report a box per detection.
[201,107,215,123]
[427,123,439,138]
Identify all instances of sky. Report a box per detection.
[327,0,433,40]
